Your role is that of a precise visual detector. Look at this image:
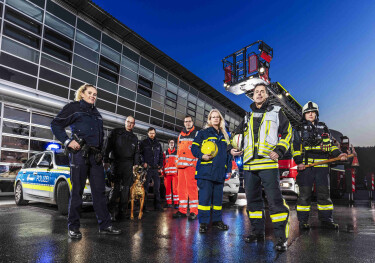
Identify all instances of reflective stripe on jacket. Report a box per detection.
[243,106,292,163]
[177,126,198,168]
[163,148,178,174]
[191,127,232,182]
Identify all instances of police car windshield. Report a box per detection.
[55,153,69,166]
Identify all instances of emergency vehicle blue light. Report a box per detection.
[235,156,243,167]
[46,142,61,151]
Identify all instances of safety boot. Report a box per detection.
[321,221,339,230]
[188,213,197,220]
[172,211,187,218]
[299,222,310,230]
[199,223,208,233]
[275,237,287,252]
[245,234,265,243]
[212,221,229,231]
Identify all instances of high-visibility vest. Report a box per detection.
[164,148,178,175]
[243,106,281,164]
[177,126,198,168]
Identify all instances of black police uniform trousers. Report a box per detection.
[197,179,224,224]
[144,168,161,209]
[108,160,133,214]
[296,167,334,222]
[68,151,111,231]
[244,168,290,239]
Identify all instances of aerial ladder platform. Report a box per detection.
[222,41,302,127]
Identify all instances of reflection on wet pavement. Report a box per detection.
[1,196,375,262]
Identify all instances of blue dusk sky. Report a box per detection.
[93,0,375,146]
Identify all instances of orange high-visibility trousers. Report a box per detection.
[178,166,198,214]
[164,173,179,205]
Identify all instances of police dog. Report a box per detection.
[130,165,146,220]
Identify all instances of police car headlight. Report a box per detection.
[86,179,90,186]
[280,182,292,188]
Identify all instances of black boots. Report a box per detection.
[275,237,287,251]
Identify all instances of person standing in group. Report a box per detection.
[140,127,164,212]
[232,82,292,251]
[191,109,232,233]
[51,83,121,239]
[163,139,179,208]
[172,116,199,220]
[292,101,347,230]
[103,116,140,221]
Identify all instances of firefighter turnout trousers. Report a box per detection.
[296,167,334,222]
[244,169,290,239]
[68,151,111,231]
[197,179,224,224]
[178,166,198,214]
[165,173,179,205]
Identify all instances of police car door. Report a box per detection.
[20,155,36,197]
[34,152,53,198]
[25,153,44,197]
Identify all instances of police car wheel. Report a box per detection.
[15,182,28,206]
[57,181,69,215]
[228,194,238,203]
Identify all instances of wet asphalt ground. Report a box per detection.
[1,194,375,263]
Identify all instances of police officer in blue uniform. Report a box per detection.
[51,84,121,239]
[140,127,164,211]
[191,109,232,233]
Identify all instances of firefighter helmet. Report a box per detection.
[231,134,243,151]
[201,141,218,157]
[302,101,319,116]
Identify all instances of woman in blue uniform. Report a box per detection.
[51,83,121,239]
[191,109,232,233]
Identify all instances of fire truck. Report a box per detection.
[222,41,359,198]
[222,41,303,196]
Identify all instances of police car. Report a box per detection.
[14,150,109,215]
[223,159,241,203]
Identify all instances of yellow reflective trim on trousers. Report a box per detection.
[198,205,211,211]
[293,151,301,157]
[201,161,213,164]
[23,183,54,192]
[192,142,200,146]
[249,211,263,218]
[297,205,311,211]
[270,213,288,222]
[243,163,279,171]
[317,204,333,210]
[213,206,222,210]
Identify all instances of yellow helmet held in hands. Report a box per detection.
[201,141,218,158]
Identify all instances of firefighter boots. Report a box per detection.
[275,237,287,251]
[321,221,339,229]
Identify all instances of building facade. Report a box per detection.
[0,0,245,192]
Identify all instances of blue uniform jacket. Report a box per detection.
[191,127,232,183]
[139,138,163,168]
[51,100,104,148]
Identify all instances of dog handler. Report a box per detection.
[51,83,121,239]
[103,116,140,221]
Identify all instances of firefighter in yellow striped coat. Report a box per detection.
[232,83,292,251]
[292,101,347,230]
